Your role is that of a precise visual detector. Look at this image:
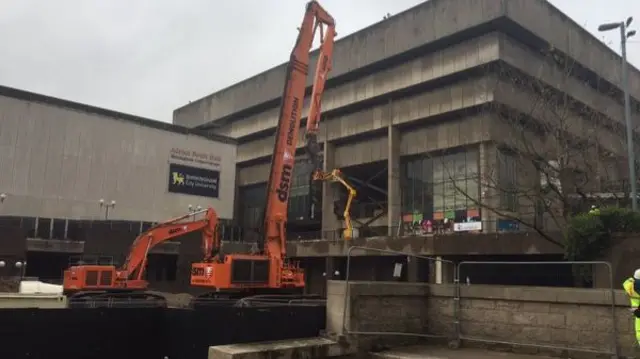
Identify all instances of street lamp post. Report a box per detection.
[99,198,116,220]
[0,260,27,280]
[15,261,26,281]
[599,17,638,210]
[188,204,202,219]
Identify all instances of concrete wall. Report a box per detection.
[173,0,505,128]
[326,281,430,350]
[0,94,237,221]
[205,34,500,144]
[237,111,494,190]
[173,0,640,130]
[0,293,67,308]
[327,280,633,357]
[286,233,563,258]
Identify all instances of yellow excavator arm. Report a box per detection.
[312,169,357,240]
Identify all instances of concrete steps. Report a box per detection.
[208,337,353,359]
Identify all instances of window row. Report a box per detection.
[406,149,479,184]
[402,148,481,217]
[402,178,481,213]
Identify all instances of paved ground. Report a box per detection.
[370,346,555,359]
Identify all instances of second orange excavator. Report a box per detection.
[189,0,336,296]
[63,207,219,306]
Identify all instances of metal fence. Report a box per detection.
[338,251,619,357]
[341,245,456,340]
[454,260,619,357]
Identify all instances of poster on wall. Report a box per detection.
[168,163,220,198]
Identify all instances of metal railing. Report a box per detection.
[287,219,563,243]
[341,246,456,340]
[454,261,618,358]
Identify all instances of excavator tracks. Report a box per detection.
[188,291,323,309]
[67,290,167,309]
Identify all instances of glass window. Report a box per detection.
[454,153,466,180]
[433,183,444,212]
[402,179,413,213]
[498,149,518,212]
[433,158,444,184]
[407,160,416,179]
[466,149,479,178]
[454,178,467,210]
[444,181,455,211]
[466,178,480,206]
[421,158,433,183]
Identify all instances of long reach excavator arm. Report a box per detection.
[189,1,336,294]
[262,0,336,261]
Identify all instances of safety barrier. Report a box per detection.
[454,261,618,358]
[341,245,456,340]
[0,304,326,359]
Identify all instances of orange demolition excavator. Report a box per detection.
[63,207,218,305]
[189,1,336,295]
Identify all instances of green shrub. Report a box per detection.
[564,206,640,261]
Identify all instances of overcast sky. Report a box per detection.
[0,0,638,124]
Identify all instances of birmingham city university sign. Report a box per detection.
[168,148,221,198]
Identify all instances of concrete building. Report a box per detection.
[174,0,639,237]
[172,0,639,292]
[0,85,239,289]
[0,85,237,223]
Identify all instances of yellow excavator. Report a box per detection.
[312,169,357,240]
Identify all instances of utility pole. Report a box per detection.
[599,17,638,210]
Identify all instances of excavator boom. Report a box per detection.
[63,208,219,298]
[119,208,218,281]
[262,0,336,261]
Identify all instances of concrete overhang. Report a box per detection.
[24,238,195,256]
[286,232,564,258]
[174,0,640,131]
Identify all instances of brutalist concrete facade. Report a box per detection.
[174,0,639,238]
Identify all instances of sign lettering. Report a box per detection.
[168,163,220,198]
[276,164,293,202]
[286,97,299,146]
[191,267,205,276]
[170,148,222,168]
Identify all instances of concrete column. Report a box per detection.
[428,256,455,284]
[322,256,338,297]
[388,125,401,236]
[233,168,242,232]
[321,142,340,239]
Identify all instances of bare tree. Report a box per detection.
[437,47,629,247]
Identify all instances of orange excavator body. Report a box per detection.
[190,0,335,293]
[63,207,218,296]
